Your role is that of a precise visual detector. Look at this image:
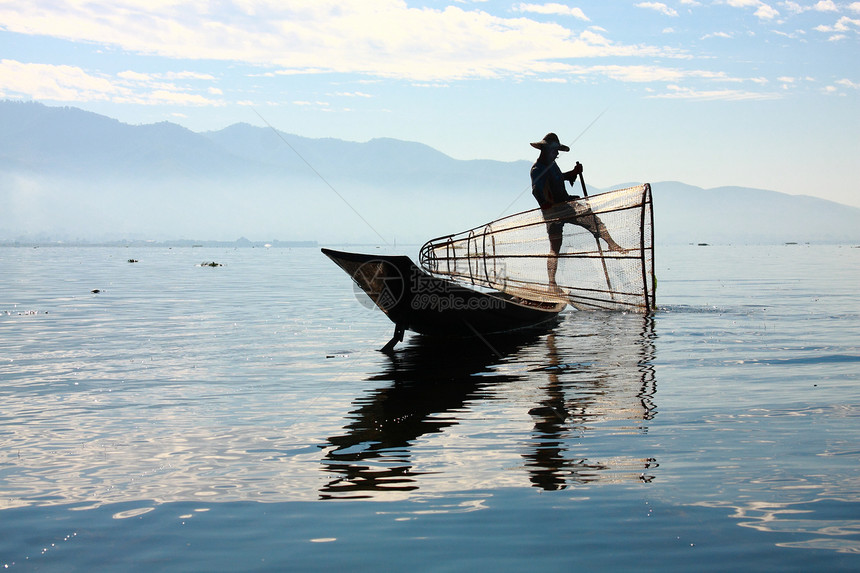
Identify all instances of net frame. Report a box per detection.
[419,184,655,312]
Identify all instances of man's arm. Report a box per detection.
[562,161,583,183]
[562,162,584,198]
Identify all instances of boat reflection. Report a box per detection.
[320,314,657,499]
[319,332,539,499]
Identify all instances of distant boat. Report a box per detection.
[324,183,655,351]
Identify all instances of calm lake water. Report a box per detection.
[1,244,859,571]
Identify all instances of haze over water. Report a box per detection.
[1,244,859,571]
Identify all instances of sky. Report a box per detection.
[2,0,859,207]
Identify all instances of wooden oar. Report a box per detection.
[576,163,613,295]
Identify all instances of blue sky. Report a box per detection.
[2,0,859,207]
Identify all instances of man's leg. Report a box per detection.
[547,232,562,288]
[571,206,626,252]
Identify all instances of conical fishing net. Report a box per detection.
[419,184,655,312]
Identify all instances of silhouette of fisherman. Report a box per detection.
[530,132,625,289]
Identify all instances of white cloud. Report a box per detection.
[0,59,116,102]
[781,1,804,14]
[772,28,805,38]
[330,92,374,98]
[136,90,217,106]
[755,4,780,19]
[834,16,860,31]
[850,2,860,14]
[579,29,613,46]
[165,71,216,80]
[812,1,838,12]
[0,0,682,83]
[725,0,761,7]
[589,64,688,83]
[292,101,330,107]
[814,15,860,37]
[514,3,589,20]
[117,70,151,82]
[782,0,837,14]
[1,0,840,106]
[775,75,816,89]
[0,59,222,106]
[636,2,679,17]
[2,58,768,108]
[576,64,748,84]
[652,84,781,100]
[723,0,779,20]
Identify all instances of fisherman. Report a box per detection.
[530,132,625,288]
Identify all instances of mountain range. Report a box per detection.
[2,100,858,245]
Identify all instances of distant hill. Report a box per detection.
[2,101,859,245]
[651,181,860,244]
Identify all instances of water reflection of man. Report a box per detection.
[525,333,575,490]
[530,133,626,289]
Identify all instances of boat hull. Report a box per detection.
[322,248,565,339]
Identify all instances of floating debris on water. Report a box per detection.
[530,362,588,372]
[2,310,48,316]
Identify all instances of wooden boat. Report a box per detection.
[324,183,654,351]
[322,248,565,351]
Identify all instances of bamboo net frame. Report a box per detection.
[419,184,655,312]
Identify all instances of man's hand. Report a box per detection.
[563,162,583,184]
